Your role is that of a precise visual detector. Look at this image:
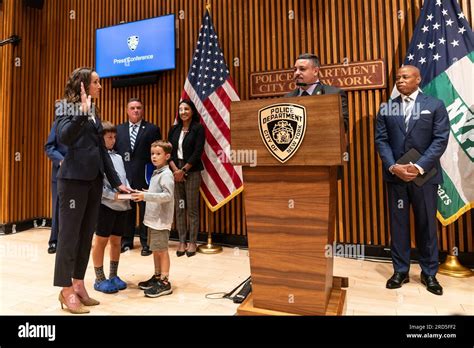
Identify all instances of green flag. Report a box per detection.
[400,0,474,226]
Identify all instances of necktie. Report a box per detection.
[130,124,138,150]
[403,97,413,131]
[301,90,310,96]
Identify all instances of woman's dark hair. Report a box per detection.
[63,67,93,103]
[177,99,200,124]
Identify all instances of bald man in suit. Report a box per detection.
[375,65,449,295]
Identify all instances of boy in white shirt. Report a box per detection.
[132,141,175,297]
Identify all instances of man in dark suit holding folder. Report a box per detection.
[375,65,449,295]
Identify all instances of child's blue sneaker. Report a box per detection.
[109,276,127,290]
[94,279,119,294]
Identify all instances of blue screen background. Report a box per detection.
[95,14,175,78]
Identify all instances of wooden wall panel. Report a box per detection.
[1,0,473,253]
[0,1,13,224]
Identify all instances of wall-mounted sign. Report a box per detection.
[250,59,386,98]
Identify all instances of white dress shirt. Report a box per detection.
[299,80,319,96]
[177,130,186,160]
[389,89,425,175]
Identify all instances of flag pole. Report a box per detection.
[196,0,223,254]
[198,207,223,254]
[438,224,473,278]
[187,1,241,253]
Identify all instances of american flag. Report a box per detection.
[401,0,474,88]
[181,10,243,212]
[396,0,474,225]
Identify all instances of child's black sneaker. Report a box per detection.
[144,280,172,298]
[138,274,160,290]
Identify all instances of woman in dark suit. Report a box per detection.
[54,67,129,313]
[168,99,205,257]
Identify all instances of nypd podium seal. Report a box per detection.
[258,103,307,163]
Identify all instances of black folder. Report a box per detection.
[396,148,437,187]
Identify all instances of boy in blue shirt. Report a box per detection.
[92,121,132,293]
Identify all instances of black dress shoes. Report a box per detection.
[420,273,443,296]
[121,245,133,253]
[176,250,186,257]
[386,272,409,289]
[47,243,57,254]
[141,247,152,256]
[185,250,196,257]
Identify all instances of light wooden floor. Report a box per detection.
[0,228,472,315]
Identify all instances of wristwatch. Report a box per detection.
[181,167,187,173]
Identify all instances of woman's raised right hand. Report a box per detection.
[80,82,92,113]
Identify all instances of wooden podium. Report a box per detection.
[231,94,347,316]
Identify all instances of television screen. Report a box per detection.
[95,14,175,78]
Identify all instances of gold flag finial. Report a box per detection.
[206,0,211,12]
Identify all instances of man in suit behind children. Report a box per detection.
[115,98,162,256]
